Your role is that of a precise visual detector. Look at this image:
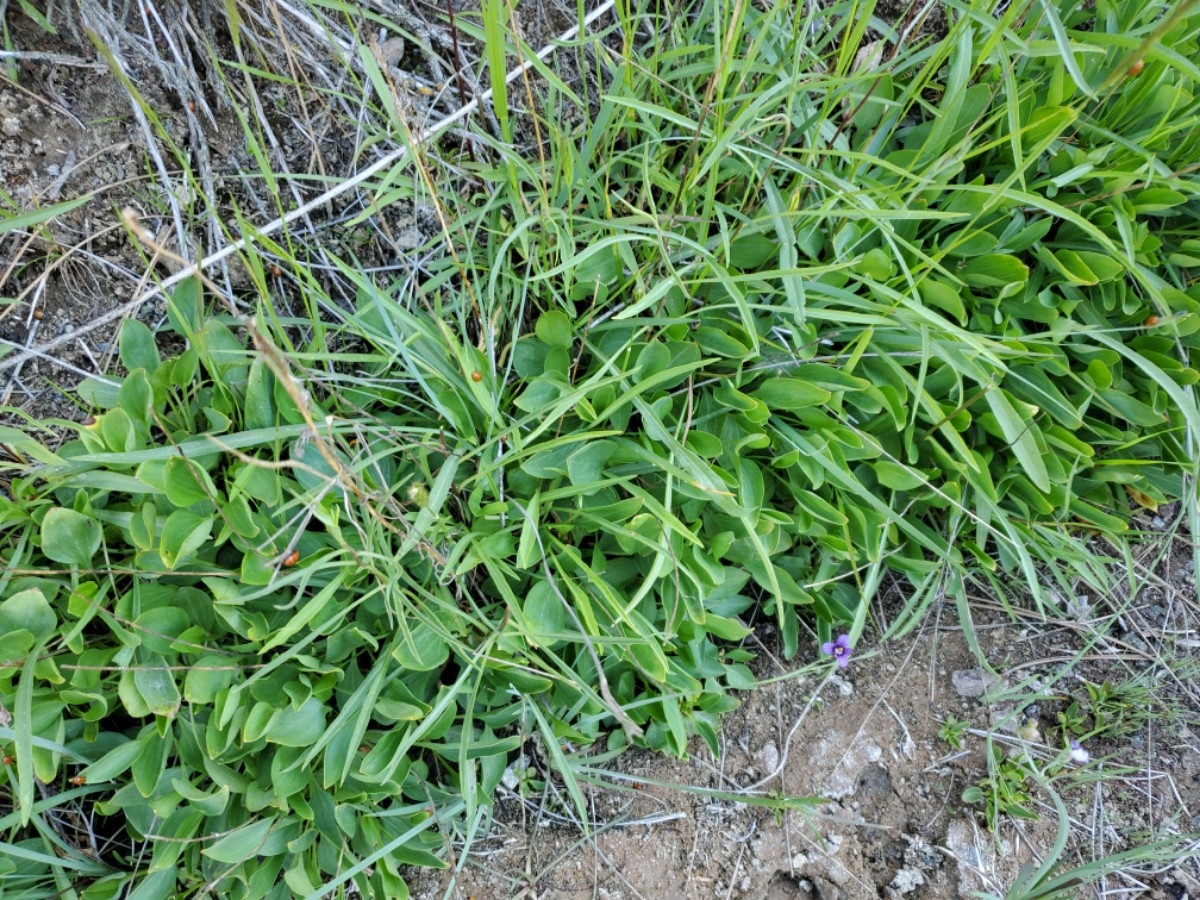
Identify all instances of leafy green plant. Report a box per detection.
[1056,677,1158,742]
[938,716,971,749]
[973,755,1194,900]
[2,0,1200,895]
[963,744,1039,830]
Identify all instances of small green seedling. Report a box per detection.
[938,716,970,749]
[963,744,1039,831]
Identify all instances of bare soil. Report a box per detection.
[407,526,1200,898]
[405,518,1200,897]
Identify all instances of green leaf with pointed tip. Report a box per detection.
[134,656,181,718]
[267,697,327,747]
[961,254,1028,288]
[118,368,153,422]
[81,737,144,783]
[984,387,1050,492]
[184,654,237,704]
[160,509,212,569]
[244,358,278,430]
[920,279,966,322]
[202,819,274,864]
[120,319,159,372]
[0,193,90,235]
[166,277,202,336]
[1133,188,1185,214]
[523,579,565,648]
[125,866,179,900]
[516,492,541,569]
[392,622,449,671]
[566,439,615,485]
[15,638,46,826]
[752,378,832,410]
[77,375,121,409]
[873,460,928,491]
[163,455,217,507]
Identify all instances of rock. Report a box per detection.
[1067,594,1091,620]
[952,667,998,699]
[828,674,853,696]
[945,818,997,897]
[378,36,407,67]
[760,740,780,774]
[822,740,883,798]
[395,225,424,249]
[888,866,925,894]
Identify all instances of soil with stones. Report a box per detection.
[407,520,1200,898]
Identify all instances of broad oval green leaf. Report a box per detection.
[202,819,274,864]
[0,589,56,640]
[81,737,144,783]
[751,377,832,411]
[392,622,449,671]
[134,607,192,654]
[535,310,573,348]
[133,657,182,718]
[160,509,212,570]
[184,654,237,704]
[566,439,615,485]
[267,697,327,747]
[1133,187,1186,214]
[244,358,278,430]
[961,253,1029,289]
[523,579,565,648]
[163,455,215,508]
[41,508,102,566]
[119,319,159,372]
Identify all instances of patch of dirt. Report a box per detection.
[409,519,1200,899]
[0,0,453,424]
[0,14,170,420]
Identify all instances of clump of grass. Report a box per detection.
[2,0,1199,896]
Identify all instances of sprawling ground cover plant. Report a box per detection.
[1,0,1198,895]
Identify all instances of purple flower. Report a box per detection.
[1069,740,1090,764]
[821,634,854,669]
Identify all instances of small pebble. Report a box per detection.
[952,667,998,699]
[889,867,925,894]
[378,36,406,66]
[760,741,780,773]
[2,116,20,137]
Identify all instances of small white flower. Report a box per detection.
[1069,740,1090,764]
